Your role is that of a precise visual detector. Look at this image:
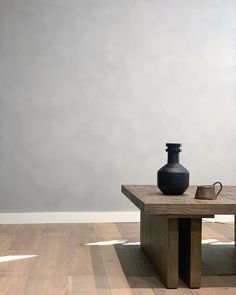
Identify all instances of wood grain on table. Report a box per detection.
[121,185,236,215]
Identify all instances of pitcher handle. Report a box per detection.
[213,182,223,196]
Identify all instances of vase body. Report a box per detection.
[157,143,189,195]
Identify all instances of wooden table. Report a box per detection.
[121,185,236,289]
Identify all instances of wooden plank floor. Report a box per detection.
[0,221,235,294]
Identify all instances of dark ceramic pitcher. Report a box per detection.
[157,143,189,195]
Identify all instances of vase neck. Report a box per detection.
[167,152,180,164]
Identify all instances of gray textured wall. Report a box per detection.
[0,0,236,212]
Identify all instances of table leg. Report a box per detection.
[234,215,236,246]
[140,211,149,253]
[140,212,178,288]
[179,218,202,288]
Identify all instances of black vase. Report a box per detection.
[157,143,189,195]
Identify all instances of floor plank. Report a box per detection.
[9,224,45,251]
[0,221,234,294]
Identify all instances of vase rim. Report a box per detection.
[166,143,182,147]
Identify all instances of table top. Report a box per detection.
[121,185,236,215]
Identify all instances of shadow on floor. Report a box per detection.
[201,244,236,287]
[114,243,236,288]
[114,244,183,289]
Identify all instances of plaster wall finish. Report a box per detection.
[0,0,235,212]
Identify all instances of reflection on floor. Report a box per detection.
[0,221,235,294]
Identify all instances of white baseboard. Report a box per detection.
[204,215,234,223]
[0,212,234,224]
[0,211,140,224]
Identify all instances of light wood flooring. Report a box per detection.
[0,221,235,294]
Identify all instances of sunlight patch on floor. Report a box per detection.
[202,239,234,245]
[84,240,127,246]
[0,255,37,263]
